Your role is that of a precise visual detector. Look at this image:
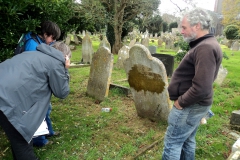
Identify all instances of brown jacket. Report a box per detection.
[168,34,223,107]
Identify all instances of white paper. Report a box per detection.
[33,119,49,137]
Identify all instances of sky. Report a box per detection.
[159,0,216,15]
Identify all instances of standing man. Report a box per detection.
[162,8,223,160]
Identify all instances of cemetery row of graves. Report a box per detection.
[0,31,240,159]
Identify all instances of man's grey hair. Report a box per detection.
[182,8,212,30]
[52,41,72,58]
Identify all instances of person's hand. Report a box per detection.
[174,100,183,110]
[65,55,70,69]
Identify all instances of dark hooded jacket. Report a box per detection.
[0,43,69,143]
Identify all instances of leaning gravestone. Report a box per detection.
[116,45,130,69]
[148,45,157,54]
[82,33,94,64]
[124,44,172,122]
[87,47,113,102]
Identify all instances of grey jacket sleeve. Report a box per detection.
[48,65,70,99]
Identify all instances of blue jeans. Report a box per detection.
[33,103,55,146]
[162,103,211,160]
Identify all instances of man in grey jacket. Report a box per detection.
[0,42,71,160]
[162,8,222,160]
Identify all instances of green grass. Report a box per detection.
[0,37,239,160]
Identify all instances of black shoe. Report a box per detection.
[46,131,60,137]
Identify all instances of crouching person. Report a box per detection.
[0,41,71,160]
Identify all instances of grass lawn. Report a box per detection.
[0,36,240,160]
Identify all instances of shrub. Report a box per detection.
[223,25,239,40]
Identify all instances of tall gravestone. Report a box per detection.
[73,35,79,45]
[129,39,136,48]
[124,44,172,122]
[82,34,94,64]
[158,38,163,47]
[99,36,111,51]
[87,47,113,102]
[232,41,240,51]
[215,64,228,86]
[65,35,71,46]
[116,45,130,69]
[141,37,149,48]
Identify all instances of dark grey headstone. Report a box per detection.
[148,45,157,54]
[152,54,174,77]
[230,110,240,125]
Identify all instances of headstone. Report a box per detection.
[99,36,111,51]
[231,41,240,51]
[230,110,240,126]
[215,64,228,85]
[158,38,163,47]
[232,138,240,153]
[65,36,71,45]
[82,30,86,37]
[73,35,79,45]
[151,54,174,77]
[82,34,94,64]
[116,45,130,69]
[148,45,157,54]
[129,39,136,48]
[77,35,82,44]
[141,37,149,48]
[87,47,114,102]
[124,44,172,122]
[171,28,178,35]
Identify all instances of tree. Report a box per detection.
[162,22,168,33]
[222,0,240,30]
[168,22,178,32]
[223,25,239,40]
[140,15,163,35]
[80,0,160,54]
[0,0,75,62]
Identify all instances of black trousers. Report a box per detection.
[0,111,38,160]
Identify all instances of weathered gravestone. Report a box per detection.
[73,35,79,45]
[82,34,94,64]
[65,35,71,45]
[148,45,157,54]
[116,45,130,69]
[87,47,113,102]
[129,39,136,48]
[151,54,174,77]
[231,41,240,51]
[141,37,149,48]
[215,64,228,86]
[99,36,111,51]
[82,30,86,37]
[124,44,172,122]
[230,110,240,131]
[158,38,163,47]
